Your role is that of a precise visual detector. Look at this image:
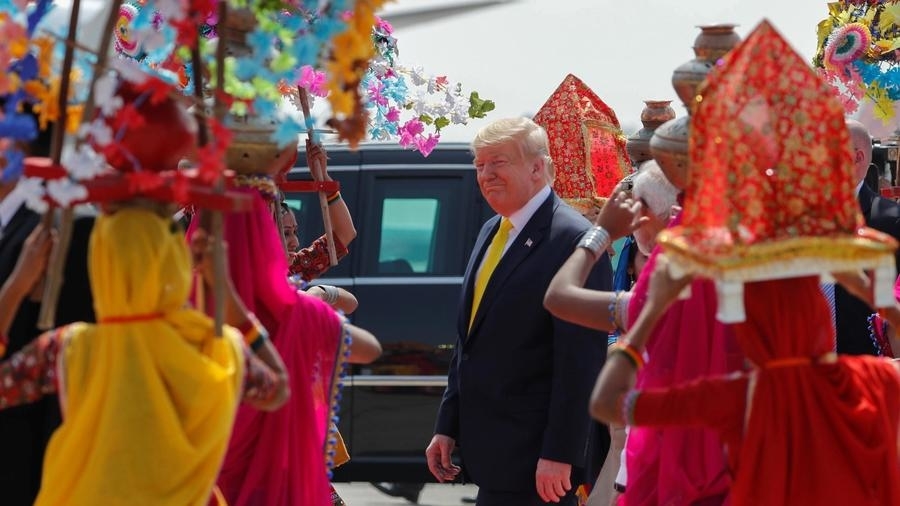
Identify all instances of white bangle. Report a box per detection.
[577,226,611,259]
[319,284,339,305]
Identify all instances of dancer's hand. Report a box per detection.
[595,191,649,241]
[10,224,55,296]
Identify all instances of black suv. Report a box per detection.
[284,143,492,482]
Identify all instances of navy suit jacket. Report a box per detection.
[434,192,611,492]
[835,184,900,355]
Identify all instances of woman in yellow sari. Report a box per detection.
[0,205,288,506]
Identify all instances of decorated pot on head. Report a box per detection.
[657,20,897,322]
[533,74,631,217]
[626,100,676,166]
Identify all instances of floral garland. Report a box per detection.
[361,16,494,156]
[0,0,84,183]
[814,0,900,121]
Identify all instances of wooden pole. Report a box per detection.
[38,0,124,330]
[210,2,228,337]
[36,0,81,330]
[297,87,338,266]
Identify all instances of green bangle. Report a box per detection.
[327,192,342,205]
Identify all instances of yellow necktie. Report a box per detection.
[470,218,512,330]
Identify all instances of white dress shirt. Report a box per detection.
[475,185,551,277]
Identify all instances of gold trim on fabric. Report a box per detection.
[658,231,896,281]
[324,320,352,470]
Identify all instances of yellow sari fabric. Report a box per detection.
[35,209,244,506]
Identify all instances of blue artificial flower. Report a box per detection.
[27,0,52,35]
[253,96,277,119]
[0,147,24,183]
[0,111,38,141]
[272,115,304,148]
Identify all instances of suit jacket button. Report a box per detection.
[461,353,469,361]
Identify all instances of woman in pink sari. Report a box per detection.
[188,180,381,506]
[546,179,744,505]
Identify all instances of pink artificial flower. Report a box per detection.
[298,65,328,97]
[367,81,388,107]
[398,119,425,148]
[415,133,439,157]
[376,17,394,34]
[385,107,401,123]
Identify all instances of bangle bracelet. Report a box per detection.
[615,292,630,331]
[610,342,646,370]
[239,313,269,351]
[608,290,623,331]
[577,226,611,259]
[327,191,341,205]
[622,389,641,425]
[320,284,339,305]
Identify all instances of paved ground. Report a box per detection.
[334,483,478,506]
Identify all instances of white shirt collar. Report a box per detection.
[507,185,551,232]
[0,187,26,230]
[855,180,864,196]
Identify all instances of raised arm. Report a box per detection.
[0,225,53,340]
[590,255,692,424]
[544,192,648,331]
[308,141,356,247]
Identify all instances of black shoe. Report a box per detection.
[371,483,424,504]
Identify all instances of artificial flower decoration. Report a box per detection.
[360,16,495,156]
[815,0,900,121]
[823,22,872,70]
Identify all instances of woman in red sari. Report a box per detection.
[590,256,900,505]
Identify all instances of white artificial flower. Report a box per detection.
[407,65,427,86]
[16,177,48,214]
[94,72,124,116]
[63,145,108,181]
[46,179,88,208]
[78,119,113,147]
[156,0,187,21]
[110,59,147,84]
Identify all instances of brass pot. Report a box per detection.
[693,24,741,63]
[226,115,299,176]
[649,116,690,190]
[627,100,676,166]
[671,58,713,112]
[671,25,741,112]
[220,8,256,58]
[640,100,676,126]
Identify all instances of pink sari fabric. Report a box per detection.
[188,188,346,506]
[623,227,745,506]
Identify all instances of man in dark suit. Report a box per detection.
[834,119,900,356]
[0,130,95,505]
[425,118,611,505]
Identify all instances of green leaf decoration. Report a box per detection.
[468,91,496,119]
[434,116,450,131]
[419,114,434,125]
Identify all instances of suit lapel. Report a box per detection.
[458,216,500,338]
[466,193,555,340]
[858,183,875,219]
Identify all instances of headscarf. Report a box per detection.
[189,187,348,506]
[728,277,900,504]
[36,208,244,506]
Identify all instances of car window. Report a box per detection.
[360,174,468,277]
[380,198,439,273]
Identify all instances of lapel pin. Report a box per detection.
[525,238,533,248]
